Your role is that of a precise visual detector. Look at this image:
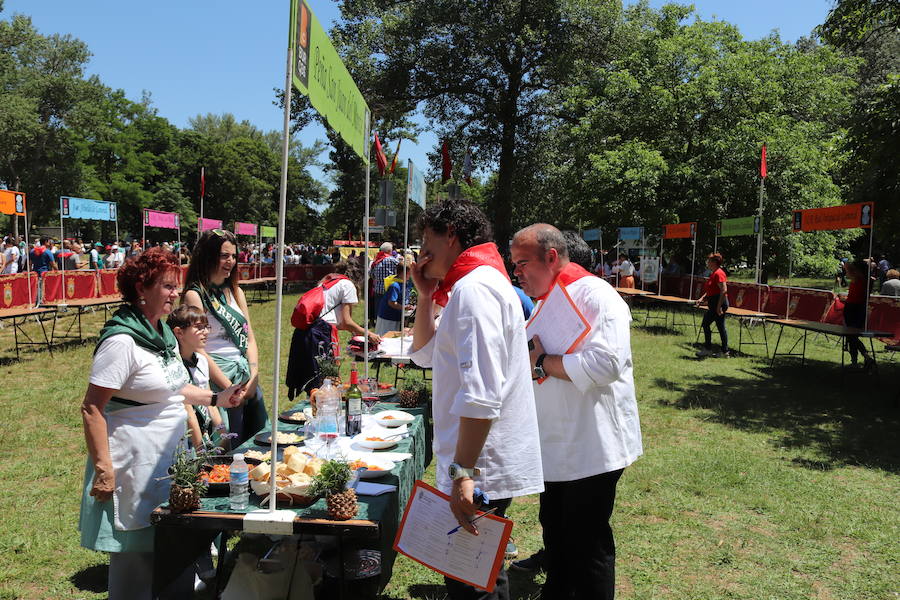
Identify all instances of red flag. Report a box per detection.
[200,167,205,198]
[389,138,402,174]
[760,144,767,179]
[441,140,452,183]
[374,133,388,176]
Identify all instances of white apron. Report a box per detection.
[107,389,187,531]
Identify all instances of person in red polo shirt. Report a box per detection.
[695,252,729,357]
[843,259,875,370]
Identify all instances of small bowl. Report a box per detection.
[373,410,415,428]
[348,458,395,479]
[352,434,399,450]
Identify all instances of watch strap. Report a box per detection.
[210,392,218,407]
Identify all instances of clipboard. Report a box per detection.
[526,281,592,383]
[393,480,513,592]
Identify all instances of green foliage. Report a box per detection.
[819,0,900,50]
[168,434,210,495]
[309,459,353,497]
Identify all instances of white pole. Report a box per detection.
[268,42,294,512]
[688,228,696,300]
[865,222,874,331]
[713,231,718,256]
[640,228,646,291]
[60,212,65,304]
[115,214,120,250]
[24,211,32,307]
[142,221,146,252]
[757,175,765,313]
[200,167,205,239]
[257,229,261,280]
[786,244,793,319]
[660,236,664,295]
[400,191,410,355]
[363,115,372,380]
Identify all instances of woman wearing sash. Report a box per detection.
[79,248,243,599]
[183,229,267,446]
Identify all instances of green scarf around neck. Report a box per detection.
[189,283,249,355]
[95,304,178,360]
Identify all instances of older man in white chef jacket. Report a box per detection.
[409,199,543,600]
[511,224,642,600]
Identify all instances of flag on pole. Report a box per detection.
[441,140,452,183]
[200,167,205,198]
[389,138,402,174]
[462,150,473,185]
[374,133,388,176]
[760,144,767,179]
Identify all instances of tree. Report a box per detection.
[820,0,900,50]
[330,0,621,249]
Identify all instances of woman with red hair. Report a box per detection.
[695,252,729,357]
[79,247,244,599]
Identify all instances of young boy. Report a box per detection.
[169,304,225,449]
[376,264,412,335]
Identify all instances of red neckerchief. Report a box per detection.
[432,243,510,307]
[536,261,594,301]
[371,251,391,269]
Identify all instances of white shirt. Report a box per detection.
[2,245,19,274]
[613,260,634,277]
[89,248,100,267]
[531,274,642,481]
[321,278,358,326]
[410,265,544,500]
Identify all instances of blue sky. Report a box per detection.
[6,0,833,187]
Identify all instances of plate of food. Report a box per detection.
[199,456,234,495]
[373,410,415,428]
[253,430,305,446]
[348,457,395,479]
[365,383,398,398]
[352,434,399,450]
[278,409,308,425]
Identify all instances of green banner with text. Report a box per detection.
[289,0,370,163]
[716,216,759,237]
[260,226,277,238]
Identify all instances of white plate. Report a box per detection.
[351,458,395,479]
[352,434,399,450]
[373,410,415,428]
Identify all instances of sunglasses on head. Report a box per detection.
[211,229,226,237]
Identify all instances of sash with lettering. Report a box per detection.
[189,283,249,355]
[432,243,510,307]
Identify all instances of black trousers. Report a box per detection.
[541,469,624,600]
[843,302,868,362]
[444,497,512,600]
[701,296,728,352]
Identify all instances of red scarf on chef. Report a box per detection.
[536,261,594,301]
[432,242,510,307]
[371,251,392,269]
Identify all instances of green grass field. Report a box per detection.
[0,294,897,599]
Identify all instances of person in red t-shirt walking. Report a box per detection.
[695,253,729,357]
[842,259,875,370]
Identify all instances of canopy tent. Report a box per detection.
[61,196,119,305]
[0,190,30,305]
[716,215,763,308]
[259,226,277,278]
[789,202,875,327]
[616,227,643,288]
[142,209,180,254]
[234,222,259,278]
[661,222,698,299]
[398,158,428,354]
[199,217,222,233]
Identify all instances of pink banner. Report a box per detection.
[144,209,180,229]
[235,222,257,236]
[200,217,223,231]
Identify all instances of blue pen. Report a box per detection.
[447,487,494,535]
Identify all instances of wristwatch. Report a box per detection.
[449,462,481,480]
[210,392,219,407]
[533,353,548,379]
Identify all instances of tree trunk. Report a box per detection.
[492,65,523,254]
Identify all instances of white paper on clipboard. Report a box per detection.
[393,481,512,592]
[526,281,592,359]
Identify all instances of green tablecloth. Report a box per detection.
[153,399,430,591]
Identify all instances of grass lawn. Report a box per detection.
[0,293,897,599]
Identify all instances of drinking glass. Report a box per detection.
[316,412,339,459]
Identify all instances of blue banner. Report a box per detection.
[407,159,426,209]
[60,196,117,221]
[618,226,643,240]
[583,228,600,241]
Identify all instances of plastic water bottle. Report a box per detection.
[229,453,249,511]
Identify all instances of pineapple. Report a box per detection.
[167,435,209,513]
[399,377,427,409]
[310,459,358,521]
